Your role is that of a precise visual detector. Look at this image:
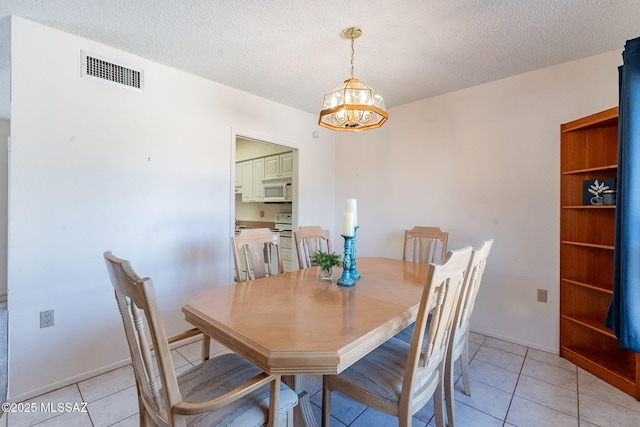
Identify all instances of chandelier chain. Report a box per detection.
[350,36,355,79]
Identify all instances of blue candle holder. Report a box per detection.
[350,226,361,279]
[337,234,355,287]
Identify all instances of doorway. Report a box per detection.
[231,133,298,278]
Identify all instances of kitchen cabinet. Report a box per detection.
[235,162,242,193]
[264,234,292,273]
[264,152,293,180]
[240,160,253,202]
[240,158,265,202]
[238,152,290,201]
[264,155,280,180]
[252,158,264,202]
[280,152,293,178]
[280,234,292,272]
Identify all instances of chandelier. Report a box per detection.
[318,27,388,131]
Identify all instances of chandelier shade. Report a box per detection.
[318,27,388,131]
[319,78,388,131]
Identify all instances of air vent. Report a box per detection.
[81,51,144,92]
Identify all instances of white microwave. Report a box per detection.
[264,181,292,202]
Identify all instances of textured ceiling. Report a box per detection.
[1,0,640,120]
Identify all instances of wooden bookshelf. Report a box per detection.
[560,107,640,399]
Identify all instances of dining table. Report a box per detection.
[182,257,430,427]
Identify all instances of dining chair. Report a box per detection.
[322,246,473,427]
[403,226,449,264]
[294,225,332,269]
[394,226,450,342]
[445,239,493,427]
[233,228,283,281]
[104,251,298,427]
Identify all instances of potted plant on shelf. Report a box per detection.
[310,250,342,281]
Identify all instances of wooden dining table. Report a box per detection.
[182,257,430,427]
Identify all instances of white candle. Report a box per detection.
[342,212,355,236]
[346,198,358,227]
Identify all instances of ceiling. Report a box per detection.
[1,0,640,120]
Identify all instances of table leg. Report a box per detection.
[283,375,318,427]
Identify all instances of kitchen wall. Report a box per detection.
[8,16,336,400]
[334,49,622,353]
[236,137,291,162]
[235,196,291,222]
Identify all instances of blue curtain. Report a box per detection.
[606,36,640,352]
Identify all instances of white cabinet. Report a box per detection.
[240,160,253,202]
[238,153,290,201]
[264,155,281,180]
[264,152,293,180]
[252,158,264,202]
[280,234,292,272]
[240,158,265,202]
[235,162,242,193]
[280,152,293,178]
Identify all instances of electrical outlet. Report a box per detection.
[537,289,548,303]
[260,210,265,218]
[40,309,54,328]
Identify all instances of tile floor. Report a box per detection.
[2,332,640,426]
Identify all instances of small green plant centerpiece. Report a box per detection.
[310,250,343,281]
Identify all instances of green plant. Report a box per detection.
[310,250,342,272]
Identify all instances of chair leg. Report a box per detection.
[138,405,147,427]
[321,377,331,427]
[201,335,211,362]
[136,389,152,427]
[434,378,446,427]
[268,376,281,427]
[460,338,471,396]
[445,354,456,427]
[398,411,411,427]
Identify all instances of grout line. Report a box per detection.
[454,338,510,426]
[75,382,95,427]
[501,345,529,426]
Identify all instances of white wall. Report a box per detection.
[0,119,7,296]
[8,17,336,399]
[335,50,622,352]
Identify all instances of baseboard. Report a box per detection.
[7,357,132,403]
[471,328,558,355]
[7,332,206,403]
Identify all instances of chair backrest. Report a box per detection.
[401,246,472,411]
[403,226,449,264]
[294,226,332,269]
[104,251,181,427]
[233,228,283,281]
[450,239,493,351]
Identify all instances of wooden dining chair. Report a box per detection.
[394,226,450,342]
[104,251,297,427]
[403,226,449,264]
[233,228,283,281]
[294,226,332,269]
[445,239,493,427]
[322,246,472,427]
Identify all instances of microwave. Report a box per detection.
[263,180,292,202]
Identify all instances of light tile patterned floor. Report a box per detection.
[2,333,640,426]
